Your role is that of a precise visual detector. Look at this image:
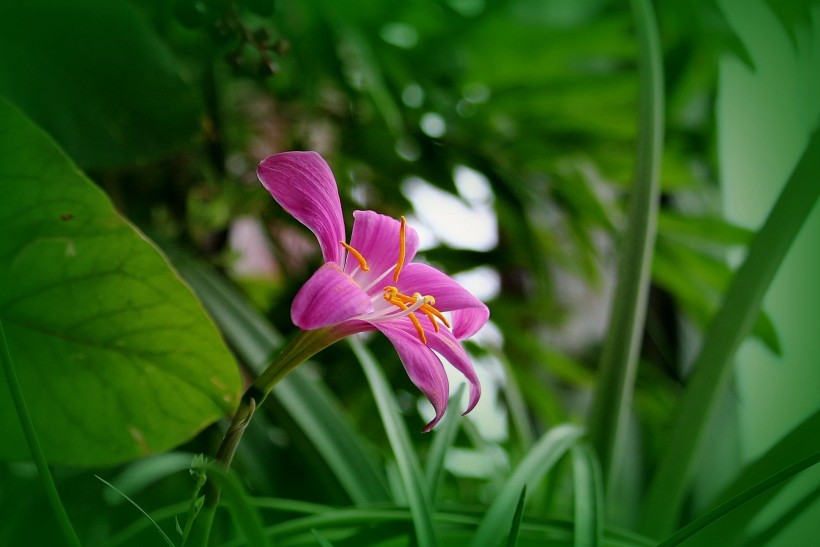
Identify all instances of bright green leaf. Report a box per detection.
[0,98,241,466]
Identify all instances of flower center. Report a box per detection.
[339,216,447,344]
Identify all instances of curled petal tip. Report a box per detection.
[257,151,346,265]
[461,389,481,416]
[422,414,444,433]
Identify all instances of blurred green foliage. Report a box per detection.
[0,0,818,545]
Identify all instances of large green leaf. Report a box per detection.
[0,98,241,466]
[0,0,199,168]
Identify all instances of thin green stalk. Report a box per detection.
[184,328,340,546]
[641,129,820,538]
[587,0,664,484]
[0,319,83,547]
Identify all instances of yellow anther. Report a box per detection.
[341,241,369,271]
[420,308,441,332]
[382,286,447,342]
[383,286,415,305]
[421,303,450,329]
[393,216,407,282]
[408,312,427,344]
[383,291,427,343]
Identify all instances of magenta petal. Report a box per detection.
[375,323,449,432]
[258,151,346,265]
[426,329,481,414]
[347,211,420,285]
[383,318,481,414]
[451,307,490,340]
[291,263,373,330]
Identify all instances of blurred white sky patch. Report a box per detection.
[452,266,500,302]
[418,351,509,445]
[401,166,497,252]
[420,112,446,138]
[228,215,278,278]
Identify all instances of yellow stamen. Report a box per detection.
[408,312,427,344]
[393,216,406,282]
[420,308,441,332]
[383,292,427,344]
[341,241,369,271]
[421,302,450,329]
[382,287,447,342]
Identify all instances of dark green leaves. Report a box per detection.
[0,0,199,168]
[0,99,241,466]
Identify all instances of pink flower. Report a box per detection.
[257,151,489,431]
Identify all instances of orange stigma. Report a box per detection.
[341,241,369,271]
[393,216,407,282]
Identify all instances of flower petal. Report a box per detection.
[426,328,481,414]
[258,151,346,265]
[374,323,449,432]
[396,262,488,312]
[383,317,481,414]
[347,211,420,287]
[450,307,490,340]
[292,263,372,330]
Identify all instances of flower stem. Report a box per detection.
[184,328,339,546]
[0,319,83,547]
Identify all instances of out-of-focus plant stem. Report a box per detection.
[184,328,340,546]
[0,319,83,547]
[587,0,663,486]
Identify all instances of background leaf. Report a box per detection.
[0,98,241,466]
[0,0,199,168]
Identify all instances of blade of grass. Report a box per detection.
[311,528,336,547]
[349,337,437,547]
[641,129,820,537]
[712,408,820,506]
[656,451,820,546]
[572,443,604,547]
[0,319,82,547]
[173,254,391,505]
[469,424,585,547]
[95,475,176,547]
[505,486,527,547]
[587,0,664,483]
[102,501,190,547]
[681,408,820,543]
[250,497,335,515]
[103,452,196,505]
[108,502,651,547]
[424,385,464,502]
[744,482,820,547]
[493,347,536,451]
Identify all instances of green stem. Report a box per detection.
[0,319,83,547]
[587,0,664,485]
[184,328,340,546]
[641,129,820,537]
